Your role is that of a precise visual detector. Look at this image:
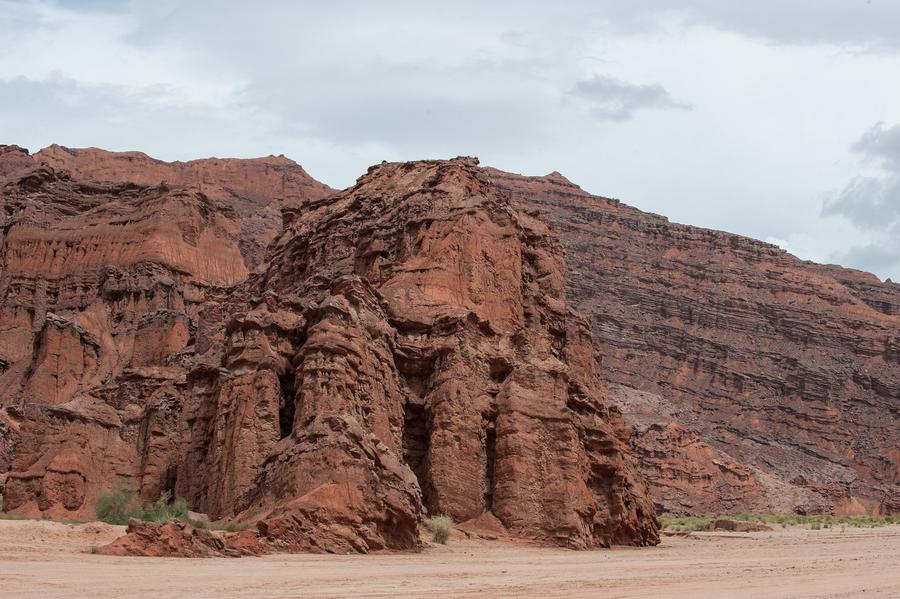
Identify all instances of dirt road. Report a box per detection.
[1,520,898,598]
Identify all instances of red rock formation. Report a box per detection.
[0,147,659,550]
[183,158,658,550]
[486,167,899,515]
[97,518,263,558]
[36,145,333,271]
[0,145,326,520]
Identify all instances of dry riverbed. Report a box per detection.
[0,519,898,598]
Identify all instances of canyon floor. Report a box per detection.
[0,520,898,598]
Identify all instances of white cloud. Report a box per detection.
[822,121,900,279]
[569,75,690,121]
[3,1,900,279]
[0,0,245,107]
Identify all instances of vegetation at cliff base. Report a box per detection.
[425,515,454,544]
[660,512,900,532]
[93,488,244,530]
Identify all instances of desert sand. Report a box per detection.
[0,520,898,598]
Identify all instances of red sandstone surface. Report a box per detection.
[487,167,899,516]
[0,143,896,558]
[36,145,333,271]
[0,146,658,554]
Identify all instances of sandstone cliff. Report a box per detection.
[36,145,333,271]
[0,146,659,550]
[0,144,324,520]
[3,140,895,535]
[486,168,899,516]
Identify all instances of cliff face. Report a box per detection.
[3,140,895,539]
[0,144,255,518]
[486,168,900,516]
[0,146,659,550]
[35,145,333,271]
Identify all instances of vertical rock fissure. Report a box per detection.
[402,401,431,510]
[278,371,296,439]
[483,412,497,511]
[162,463,178,499]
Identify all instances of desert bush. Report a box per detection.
[425,515,454,544]
[659,512,900,532]
[0,493,26,520]
[658,516,711,532]
[137,492,189,523]
[94,488,140,525]
[0,493,25,520]
[93,487,245,530]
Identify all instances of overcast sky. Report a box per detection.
[3,1,900,281]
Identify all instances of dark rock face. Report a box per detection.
[486,167,899,516]
[0,147,659,551]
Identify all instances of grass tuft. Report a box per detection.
[94,487,140,525]
[93,487,246,531]
[425,515,454,544]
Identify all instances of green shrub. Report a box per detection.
[94,488,140,525]
[658,516,711,532]
[0,492,26,520]
[137,492,189,523]
[92,487,245,531]
[658,512,900,532]
[425,515,454,544]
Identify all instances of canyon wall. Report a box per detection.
[487,168,899,516]
[0,144,326,518]
[36,145,333,271]
[0,146,659,550]
[2,140,895,533]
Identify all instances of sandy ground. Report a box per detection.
[0,520,898,598]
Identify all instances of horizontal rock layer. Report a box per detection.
[0,146,659,550]
[487,167,899,515]
[36,145,333,271]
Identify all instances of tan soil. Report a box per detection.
[0,520,898,598]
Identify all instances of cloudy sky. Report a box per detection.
[3,1,900,281]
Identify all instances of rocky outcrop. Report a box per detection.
[35,145,333,271]
[0,145,327,520]
[184,157,658,549]
[9,137,893,544]
[0,147,659,550]
[97,518,263,558]
[487,167,900,515]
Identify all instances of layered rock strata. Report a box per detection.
[0,146,659,550]
[185,157,658,550]
[0,145,326,520]
[36,145,333,271]
[487,167,899,515]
